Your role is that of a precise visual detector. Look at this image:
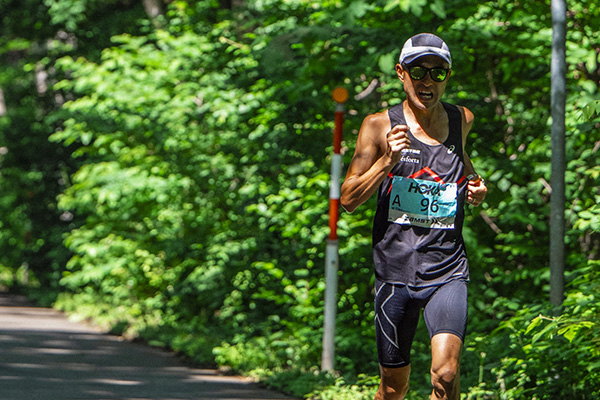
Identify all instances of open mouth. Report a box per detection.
[418,91,434,101]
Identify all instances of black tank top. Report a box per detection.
[372,102,469,287]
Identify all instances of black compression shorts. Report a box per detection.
[374,278,468,368]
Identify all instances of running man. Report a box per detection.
[340,33,487,400]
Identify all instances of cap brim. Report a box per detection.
[402,52,451,66]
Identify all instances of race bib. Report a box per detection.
[388,176,458,229]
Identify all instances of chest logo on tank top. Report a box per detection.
[388,176,457,229]
[400,148,421,164]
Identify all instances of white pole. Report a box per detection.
[321,88,348,372]
[322,239,339,371]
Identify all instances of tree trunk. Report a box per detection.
[219,0,243,9]
[0,88,6,116]
[142,0,163,26]
[550,0,566,309]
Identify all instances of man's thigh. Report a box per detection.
[423,279,468,341]
[374,280,423,368]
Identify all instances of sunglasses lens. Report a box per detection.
[431,68,448,82]
[407,66,449,82]
[409,66,427,80]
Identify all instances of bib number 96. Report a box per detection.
[421,198,439,213]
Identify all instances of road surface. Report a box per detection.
[0,293,296,400]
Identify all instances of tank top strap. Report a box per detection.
[442,102,462,131]
[441,102,464,159]
[442,102,462,147]
[388,103,406,127]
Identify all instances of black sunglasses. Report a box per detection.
[405,65,450,82]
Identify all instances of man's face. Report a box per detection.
[396,55,451,110]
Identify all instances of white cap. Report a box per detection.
[399,33,452,67]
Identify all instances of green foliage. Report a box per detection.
[307,374,379,400]
[472,260,600,400]
[1,0,599,399]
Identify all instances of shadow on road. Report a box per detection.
[0,294,294,400]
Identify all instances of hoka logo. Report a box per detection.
[408,181,441,196]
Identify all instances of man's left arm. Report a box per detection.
[460,106,487,207]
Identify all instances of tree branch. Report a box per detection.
[480,210,501,234]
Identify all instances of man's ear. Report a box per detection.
[395,63,404,82]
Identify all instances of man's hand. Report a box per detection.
[467,176,487,207]
[386,124,411,164]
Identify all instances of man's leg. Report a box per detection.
[375,364,411,400]
[429,333,463,400]
[422,280,468,400]
[374,280,422,400]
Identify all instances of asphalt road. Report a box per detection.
[0,293,296,400]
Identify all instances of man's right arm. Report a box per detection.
[340,112,410,213]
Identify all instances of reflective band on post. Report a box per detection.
[329,154,342,199]
[334,108,344,153]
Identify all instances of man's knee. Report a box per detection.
[375,381,409,400]
[376,365,410,400]
[431,362,458,387]
[430,361,460,399]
